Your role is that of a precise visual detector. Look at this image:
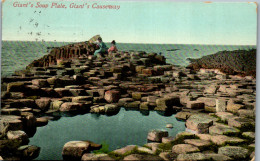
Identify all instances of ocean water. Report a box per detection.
[30,109,185,160]
[1,41,256,77]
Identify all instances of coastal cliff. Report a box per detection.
[187,49,256,77]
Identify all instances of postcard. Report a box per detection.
[0,1,257,161]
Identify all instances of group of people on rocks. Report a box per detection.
[94,37,118,57]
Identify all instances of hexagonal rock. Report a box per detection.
[62,141,90,160]
[0,115,23,131]
[215,112,235,122]
[60,102,81,112]
[162,136,174,143]
[216,99,227,112]
[204,153,232,161]
[209,124,240,135]
[228,117,254,129]
[184,139,211,148]
[82,153,115,161]
[7,130,29,144]
[186,101,204,109]
[118,98,134,106]
[36,117,49,127]
[147,130,168,142]
[125,101,140,109]
[113,145,137,155]
[32,79,49,88]
[104,104,120,113]
[50,100,64,110]
[35,98,51,111]
[176,153,207,161]
[123,154,164,161]
[197,97,216,107]
[155,96,180,111]
[7,82,26,92]
[185,114,214,134]
[172,144,199,154]
[196,134,212,141]
[226,99,245,113]
[72,96,92,103]
[54,88,72,97]
[218,146,249,159]
[210,135,245,146]
[175,111,192,120]
[104,90,121,103]
[238,109,255,118]
[204,85,219,94]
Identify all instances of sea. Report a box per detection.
[1,41,256,77]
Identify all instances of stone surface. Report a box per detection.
[216,99,226,112]
[123,154,163,161]
[60,102,82,112]
[113,145,137,155]
[104,90,121,103]
[62,141,90,160]
[7,130,29,144]
[185,114,214,134]
[184,139,211,149]
[35,98,51,111]
[172,144,199,154]
[218,146,249,159]
[209,124,240,135]
[176,153,207,161]
[147,130,168,142]
[82,153,115,160]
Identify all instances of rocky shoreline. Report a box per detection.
[0,38,256,160]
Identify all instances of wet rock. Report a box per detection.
[140,102,149,110]
[176,153,207,161]
[155,96,180,111]
[147,130,168,142]
[125,101,140,109]
[218,146,249,159]
[172,144,199,154]
[60,102,81,112]
[123,154,163,161]
[166,123,173,129]
[35,98,51,111]
[7,130,29,145]
[36,117,49,127]
[17,145,40,160]
[104,104,120,113]
[104,90,121,103]
[162,136,174,143]
[159,152,178,161]
[175,111,192,120]
[62,141,90,160]
[50,100,64,110]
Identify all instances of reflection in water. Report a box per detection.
[30,108,185,160]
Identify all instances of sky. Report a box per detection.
[2,1,257,45]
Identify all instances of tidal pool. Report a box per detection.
[29,108,186,160]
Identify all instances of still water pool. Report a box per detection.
[29,108,185,160]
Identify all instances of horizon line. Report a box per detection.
[1,40,257,46]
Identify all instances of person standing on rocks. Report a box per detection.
[108,40,118,53]
[94,37,108,57]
